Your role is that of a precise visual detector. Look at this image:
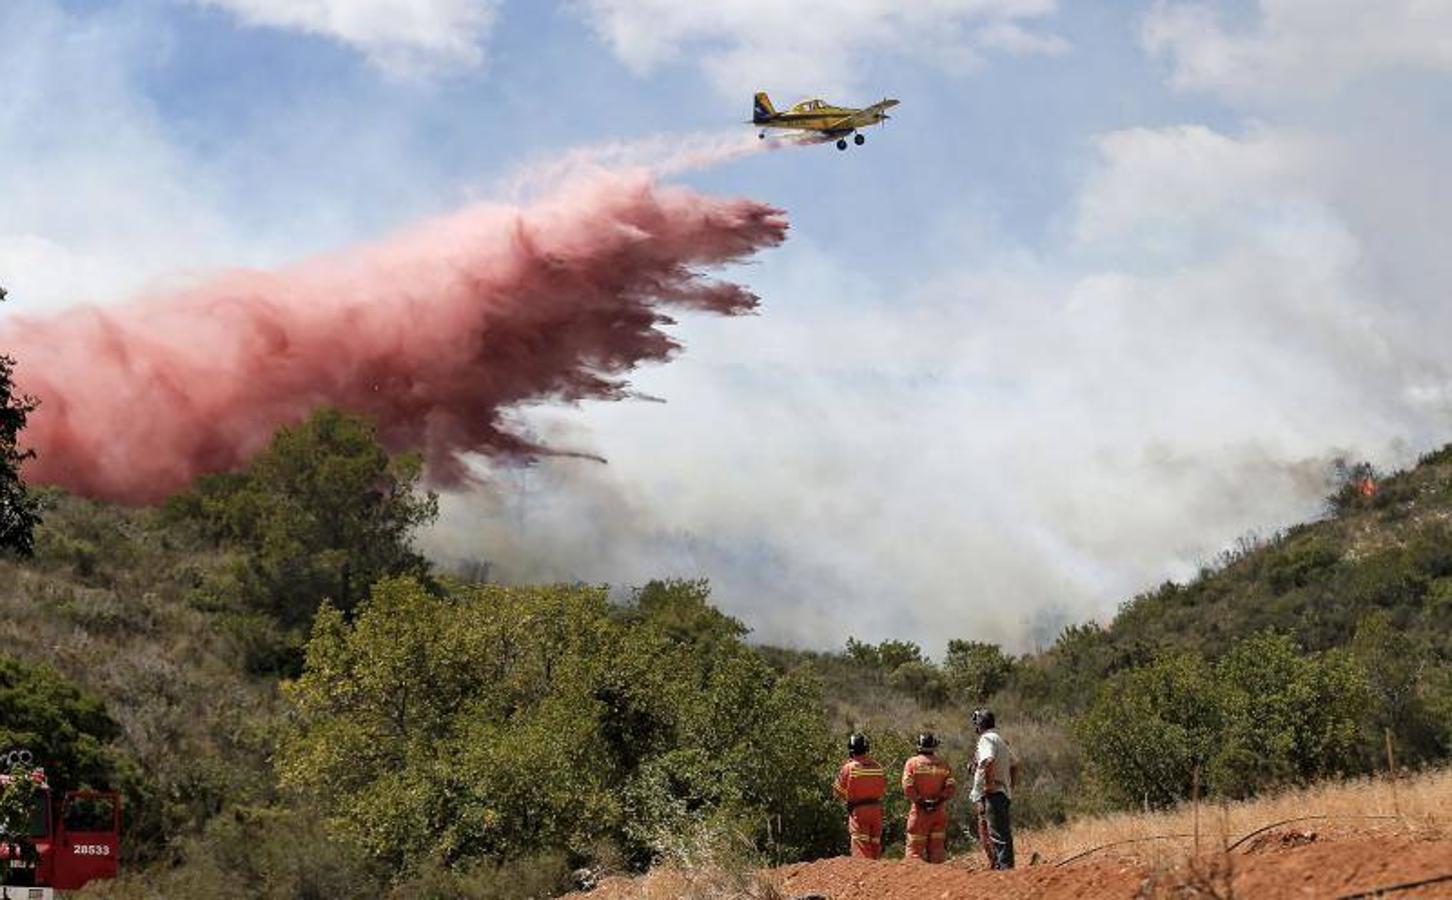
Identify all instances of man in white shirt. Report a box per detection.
[969,708,1019,869]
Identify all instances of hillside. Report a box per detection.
[0,489,283,855]
[755,449,1452,839]
[1,422,1450,897]
[1103,451,1452,660]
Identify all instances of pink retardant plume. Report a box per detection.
[4,170,788,504]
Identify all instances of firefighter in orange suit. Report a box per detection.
[833,733,887,858]
[901,731,956,862]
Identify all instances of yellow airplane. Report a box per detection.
[751,92,900,150]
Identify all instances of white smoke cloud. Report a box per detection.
[10,0,1452,657]
[1144,0,1452,100]
[572,0,1066,98]
[426,90,1452,655]
[0,1,471,313]
[0,3,242,309]
[190,0,501,73]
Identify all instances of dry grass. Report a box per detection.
[578,817,790,900]
[587,866,786,900]
[1020,767,1452,869]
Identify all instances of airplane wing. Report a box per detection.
[820,98,900,132]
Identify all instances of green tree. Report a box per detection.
[1077,652,1220,809]
[942,640,1013,705]
[1350,610,1438,762]
[0,656,123,790]
[843,637,923,673]
[278,578,617,869]
[875,640,924,672]
[170,408,438,627]
[1425,665,1452,755]
[1210,633,1366,796]
[887,661,948,708]
[0,347,40,557]
[844,637,880,668]
[279,577,838,876]
[629,651,838,865]
[629,578,749,654]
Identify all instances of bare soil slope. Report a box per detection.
[577,824,1452,899]
[772,831,1452,899]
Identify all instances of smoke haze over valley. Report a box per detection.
[6,1,1452,652]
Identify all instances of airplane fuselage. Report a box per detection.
[751,94,899,149]
[757,106,889,136]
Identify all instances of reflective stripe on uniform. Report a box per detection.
[850,768,884,777]
[906,834,928,844]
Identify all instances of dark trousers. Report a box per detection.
[980,791,1014,869]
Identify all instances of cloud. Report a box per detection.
[191,0,501,73]
[426,114,1452,654]
[1144,0,1452,99]
[0,2,244,310]
[0,0,485,316]
[10,0,1452,657]
[573,0,1066,98]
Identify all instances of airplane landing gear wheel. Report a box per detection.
[854,133,865,146]
[836,138,848,150]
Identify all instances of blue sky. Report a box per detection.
[6,0,1452,652]
[9,0,1231,259]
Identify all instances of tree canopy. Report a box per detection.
[0,656,124,791]
[1076,632,1366,807]
[278,577,839,875]
[167,407,439,627]
[0,348,40,557]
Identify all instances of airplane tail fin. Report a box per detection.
[752,91,775,123]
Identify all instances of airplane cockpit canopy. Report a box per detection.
[791,98,826,112]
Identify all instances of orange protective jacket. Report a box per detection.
[834,754,887,806]
[902,752,956,862]
[902,753,957,806]
[834,755,886,858]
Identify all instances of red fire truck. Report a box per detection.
[1,765,120,900]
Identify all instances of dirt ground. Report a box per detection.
[576,830,1452,899]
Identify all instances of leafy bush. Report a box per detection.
[1425,665,1452,755]
[0,349,40,557]
[279,577,838,878]
[942,640,1013,705]
[1264,539,1341,594]
[627,578,748,651]
[1076,653,1220,809]
[165,408,438,627]
[844,638,923,672]
[1078,632,1369,807]
[1325,459,1378,517]
[1211,633,1365,795]
[1418,443,1452,467]
[0,655,127,791]
[886,661,948,708]
[1350,611,1433,756]
[139,806,381,900]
